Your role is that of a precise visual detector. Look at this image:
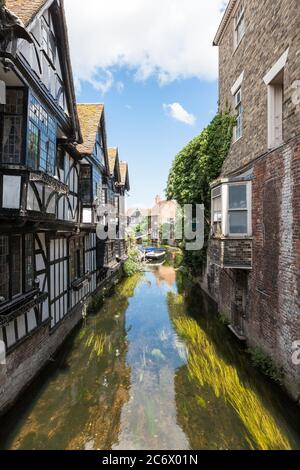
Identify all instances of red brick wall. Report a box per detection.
[247,136,300,400]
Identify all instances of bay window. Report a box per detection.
[0,234,35,304]
[0,89,24,164]
[211,181,251,238]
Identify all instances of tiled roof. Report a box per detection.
[120,161,129,188]
[108,148,118,175]
[76,104,104,154]
[5,0,48,26]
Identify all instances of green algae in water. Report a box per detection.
[0,266,299,451]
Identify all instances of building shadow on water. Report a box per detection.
[170,271,300,450]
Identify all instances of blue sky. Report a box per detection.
[65,0,226,208]
[78,73,218,208]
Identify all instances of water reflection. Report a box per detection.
[0,262,299,450]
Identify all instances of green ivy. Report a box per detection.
[166,111,235,273]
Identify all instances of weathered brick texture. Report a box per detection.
[207,0,300,401]
[219,0,300,176]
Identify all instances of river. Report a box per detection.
[0,255,300,450]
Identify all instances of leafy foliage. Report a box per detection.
[123,247,142,277]
[247,348,284,385]
[166,112,235,272]
[166,111,235,207]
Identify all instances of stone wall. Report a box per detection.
[218,0,300,176]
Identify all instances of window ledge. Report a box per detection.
[72,273,91,291]
[0,290,47,326]
[232,135,243,145]
[232,36,245,57]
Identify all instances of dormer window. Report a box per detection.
[234,3,245,49]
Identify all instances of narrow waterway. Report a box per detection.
[0,256,300,450]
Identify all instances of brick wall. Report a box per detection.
[218,0,300,176]
[0,304,83,414]
[0,265,124,415]
[209,238,252,268]
[247,136,300,400]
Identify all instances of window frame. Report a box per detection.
[69,237,85,284]
[211,181,252,238]
[234,2,245,50]
[27,93,57,175]
[0,233,35,305]
[234,87,243,142]
[228,183,249,236]
[0,87,27,165]
[79,164,93,205]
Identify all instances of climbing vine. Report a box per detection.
[166,111,235,273]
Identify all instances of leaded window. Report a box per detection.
[93,166,102,201]
[0,234,34,304]
[0,89,24,164]
[25,234,35,292]
[41,20,56,64]
[69,238,85,283]
[0,236,9,301]
[27,95,57,175]
[79,165,92,205]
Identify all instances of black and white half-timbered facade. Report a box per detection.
[0,0,130,414]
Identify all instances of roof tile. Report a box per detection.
[5,0,48,26]
[76,104,104,155]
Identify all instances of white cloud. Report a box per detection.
[64,0,226,94]
[163,103,196,125]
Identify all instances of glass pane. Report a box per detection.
[27,121,40,170]
[1,116,22,164]
[11,236,22,297]
[0,236,9,301]
[229,211,248,234]
[213,196,222,212]
[4,90,23,114]
[25,234,34,292]
[229,185,247,209]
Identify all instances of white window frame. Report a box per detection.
[234,87,243,141]
[234,2,245,49]
[212,186,222,235]
[227,183,251,237]
[263,49,289,150]
[211,181,252,238]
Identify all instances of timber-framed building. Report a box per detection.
[0,0,130,413]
